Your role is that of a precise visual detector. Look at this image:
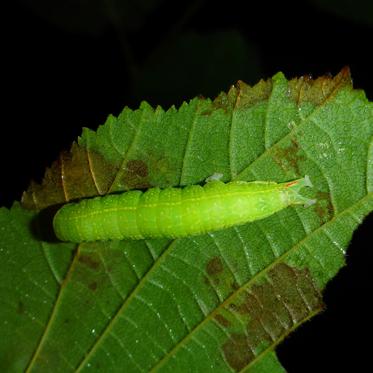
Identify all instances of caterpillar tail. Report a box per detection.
[285,175,316,207]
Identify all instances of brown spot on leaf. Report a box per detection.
[122,159,150,189]
[314,191,334,221]
[210,91,234,114]
[204,256,239,296]
[127,160,148,177]
[222,263,323,371]
[214,314,231,328]
[22,143,118,210]
[206,257,224,276]
[273,137,306,174]
[268,263,312,323]
[223,333,254,372]
[235,79,273,108]
[288,67,352,106]
[200,92,231,116]
[202,79,272,116]
[78,254,100,271]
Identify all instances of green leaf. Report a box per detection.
[1,69,373,372]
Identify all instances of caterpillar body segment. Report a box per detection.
[53,177,313,242]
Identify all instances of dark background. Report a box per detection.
[1,0,372,371]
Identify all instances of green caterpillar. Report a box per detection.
[53,176,314,242]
